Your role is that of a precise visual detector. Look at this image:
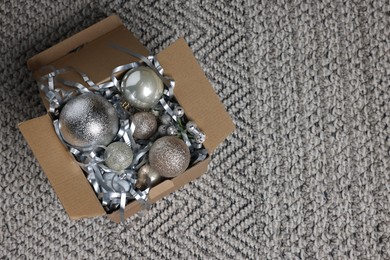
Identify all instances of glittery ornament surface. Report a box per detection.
[59,93,119,147]
[149,136,190,178]
[104,142,134,171]
[132,112,158,139]
[121,66,164,109]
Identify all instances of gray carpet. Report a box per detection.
[1,0,389,259]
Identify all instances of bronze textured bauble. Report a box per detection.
[149,136,190,178]
[132,112,157,140]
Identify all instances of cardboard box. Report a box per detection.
[19,15,235,223]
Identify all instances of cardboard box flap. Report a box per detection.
[157,38,235,153]
[28,15,123,73]
[18,115,105,218]
[29,20,149,85]
[49,25,149,85]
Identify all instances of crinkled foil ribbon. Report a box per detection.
[37,46,208,223]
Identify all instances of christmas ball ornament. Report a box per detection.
[132,112,158,139]
[149,136,190,178]
[186,121,197,133]
[166,125,178,136]
[104,142,134,171]
[59,93,119,148]
[121,66,164,109]
[136,164,162,190]
[173,106,185,117]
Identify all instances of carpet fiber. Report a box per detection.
[1,0,389,259]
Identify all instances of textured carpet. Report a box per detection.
[0,0,389,259]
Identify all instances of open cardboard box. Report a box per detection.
[19,15,235,223]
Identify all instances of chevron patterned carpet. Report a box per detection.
[1,0,389,259]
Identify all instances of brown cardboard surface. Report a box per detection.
[156,38,236,153]
[28,15,123,72]
[49,25,149,85]
[18,115,105,218]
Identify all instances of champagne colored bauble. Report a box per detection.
[132,112,158,140]
[136,164,162,190]
[121,66,164,109]
[149,136,190,178]
[59,93,119,148]
[104,142,134,171]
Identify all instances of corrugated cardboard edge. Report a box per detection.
[27,15,123,72]
[18,115,106,218]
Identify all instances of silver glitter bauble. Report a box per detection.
[121,66,164,110]
[136,164,162,190]
[104,142,134,171]
[149,136,190,178]
[132,112,158,139]
[59,93,119,148]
